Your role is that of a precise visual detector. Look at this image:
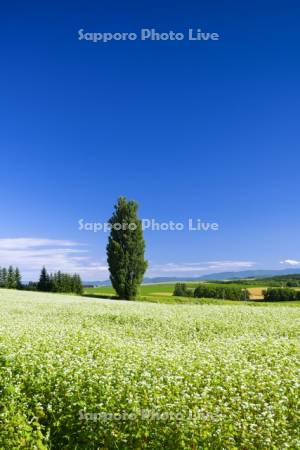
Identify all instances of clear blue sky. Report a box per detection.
[1,0,300,280]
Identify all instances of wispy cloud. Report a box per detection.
[146,260,256,276]
[0,238,79,250]
[0,238,108,281]
[0,238,257,281]
[280,259,300,267]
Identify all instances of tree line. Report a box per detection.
[26,267,83,295]
[173,283,300,302]
[0,266,83,295]
[173,283,250,301]
[0,266,22,289]
[263,288,300,301]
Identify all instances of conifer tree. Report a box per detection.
[1,268,7,287]
[56,271,63,292]
[72,274,83,295]
[0,268,4,287]
[38,267,51,291]
[7,266,15,289]
[30,268,83,295]
[14,267,22,289]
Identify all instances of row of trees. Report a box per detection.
[0,266,83,295]
[173,283,250,301]
[0,266,22,289]
[31,267,83,295]
[263,288,300,301]
[173,284,300,302]
[194,285,250,301]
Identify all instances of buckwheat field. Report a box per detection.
[0,289,299,449]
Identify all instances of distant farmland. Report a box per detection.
[85,282,267,302]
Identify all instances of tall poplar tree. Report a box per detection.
[106,197,148,300]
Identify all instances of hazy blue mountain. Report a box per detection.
[85,268,300,286]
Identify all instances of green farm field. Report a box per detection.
[85,283,186,298]
[84,282,267,302]
[0,289,299,449]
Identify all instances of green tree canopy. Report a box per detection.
[106,197,148,300]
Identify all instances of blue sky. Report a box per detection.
[1,0,300,280]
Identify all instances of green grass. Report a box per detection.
[85,283,181,297]
[84,282,255,296]
[0,289,299,449]
[84,282,265,303]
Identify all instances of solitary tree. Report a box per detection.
[106,197,147,300]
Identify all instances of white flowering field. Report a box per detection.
[0,289,299,449]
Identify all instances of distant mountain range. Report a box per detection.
[83,268,300,286]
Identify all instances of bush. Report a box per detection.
[173,283,193,297]
[263,288,298,302]
[194,284,249,301]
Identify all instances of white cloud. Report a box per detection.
[206,260,255,269]
[280,259,300,266]
[146,260,256,276]
[0,237,257,282]
[0,238,79,250]
[0,238,108,281]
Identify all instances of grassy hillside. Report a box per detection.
[0,289,299,448]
